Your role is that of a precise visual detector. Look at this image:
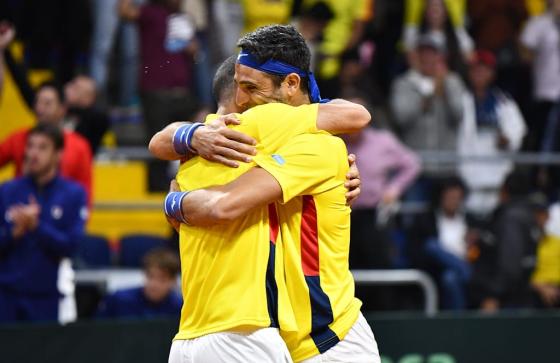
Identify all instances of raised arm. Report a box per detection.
[316,99,371,134]
[149,100,369,162]
[148,120,257,165]
[148,122,191,161]
[0,22,16,101]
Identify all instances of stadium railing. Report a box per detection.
[352,269,438,315]
[74,268,439,315]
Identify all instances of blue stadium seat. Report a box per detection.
[118,234,167,267]
[75,235,113,268]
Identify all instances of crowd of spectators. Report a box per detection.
[2,0,560,320]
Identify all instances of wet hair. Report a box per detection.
[143,248,181,278]
[237,25,310,94]
[36,81,65,105]
[212,55,237,104]
[28,123,65,151]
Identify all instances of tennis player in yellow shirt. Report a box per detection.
[158,25,380,363]
[153,56,369,362]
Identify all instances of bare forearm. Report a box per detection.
[181,189,229,226]
[149,122,191,160]
[181,167,282,226]
[317,99,371,134]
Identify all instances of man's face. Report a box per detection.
[65,76,96,108]
[234,64,287,110]
[24,133,60,177]
[441,186,464,216]
[143,266,176,303]
[469,63,494,91]
[417,47,442,77]
[34,88,65,125]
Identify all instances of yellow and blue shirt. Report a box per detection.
[174,103,318,340]
[254,132,362,361]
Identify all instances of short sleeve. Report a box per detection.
[242,103,319,152]
[253,133,345,203]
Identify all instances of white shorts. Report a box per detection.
[168,328,293,363]
[300,313,380,363]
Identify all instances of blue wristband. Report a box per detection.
[164,191,189,223]
[172,122,204,155]
[186,122,205,153]
[172,124,190,155]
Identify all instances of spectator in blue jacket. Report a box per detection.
[0,124,87,323]
[96,248,182,319]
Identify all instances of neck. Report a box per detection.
[442,209,457,218]
[474,87,486,100]
[216,106,227,115]
[289,92,311,106]
[33,167,57,187]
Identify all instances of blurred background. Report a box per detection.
[1,0,560,362]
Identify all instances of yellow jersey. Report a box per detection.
[532,235,560,285]
[254,132,362,362]
[303,0,373,78]
[174,102,319,340]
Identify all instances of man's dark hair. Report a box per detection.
[212,55,237,104]
[28,124,65,151]
[432,176,467,207]
[143,248,181,278]
[36,81,65,105]
[237,25,311,94]
[502,171,530,198]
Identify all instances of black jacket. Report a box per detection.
[471,198,539,307]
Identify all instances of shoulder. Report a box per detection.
[499,203,530,223]
[1,128,29,143]
[243,103,314,119]
[530,14,551,27]
[0,178,24,195]
[111,287,143,302]
[58,177,87,199]
[65,131,91,149]
[493,88,514,102]
[393,72,414,86]
[446,72,465,85]
[524,14,550,35]
[168,290,183,305]
[65,132,93,159]
[292,132,344,148]
[373,129,397,143]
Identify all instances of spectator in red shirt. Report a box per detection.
[0,82,93,202]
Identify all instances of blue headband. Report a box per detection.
[237,49,325,103]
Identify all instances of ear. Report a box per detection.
[283,73,301,97]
